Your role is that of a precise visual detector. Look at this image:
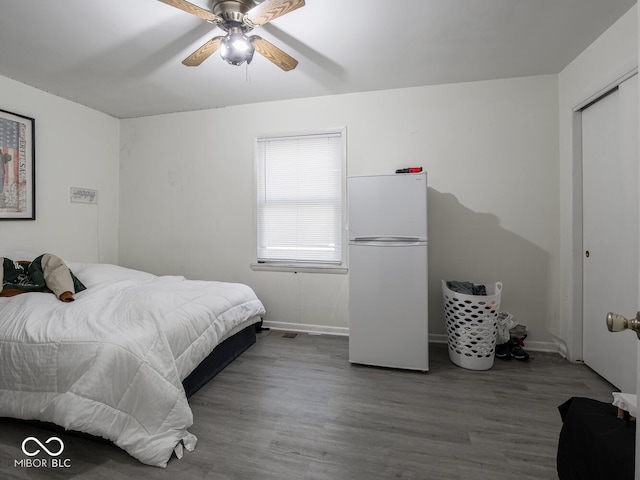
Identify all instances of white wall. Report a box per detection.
[0,76,120,263]
[0,6,634,357]
[120,74,560,347]
[558,5,638,360]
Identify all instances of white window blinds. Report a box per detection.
[256,131,343,265]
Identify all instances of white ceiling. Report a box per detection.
[0,0,635,119]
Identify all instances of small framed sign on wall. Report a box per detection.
[0,108,35,220]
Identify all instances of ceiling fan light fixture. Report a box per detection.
[220,26,255,66]
[164,0,303,70]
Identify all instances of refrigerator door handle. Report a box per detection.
[350,236,427,246]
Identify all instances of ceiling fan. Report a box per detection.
[158,0,305,71]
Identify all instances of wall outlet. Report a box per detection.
[70,187,98,204]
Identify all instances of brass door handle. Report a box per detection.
[607,312,640,340]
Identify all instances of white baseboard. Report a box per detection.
[522,340,560,354]
[427,333,448,345]
[262,322,560,354]
[429,333,559,353]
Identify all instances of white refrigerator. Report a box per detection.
[347,172,428,371]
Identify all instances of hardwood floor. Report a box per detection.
[0,331,616,479]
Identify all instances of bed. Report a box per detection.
[0,255,266,467]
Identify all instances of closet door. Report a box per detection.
[582,75,639,393]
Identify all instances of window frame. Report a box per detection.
[251,127,347,274]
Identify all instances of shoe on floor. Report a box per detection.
[495,342,512,359]
[511,343,530,361]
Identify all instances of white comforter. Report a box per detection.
[0,261,265,467]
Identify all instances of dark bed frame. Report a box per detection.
[182,321,258,397]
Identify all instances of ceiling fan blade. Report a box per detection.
[158,0,218,22]
[251,36,298,71]
[245,0,305,26]
[182,37,223,66]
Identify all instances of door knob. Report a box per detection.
[607,312,640,340]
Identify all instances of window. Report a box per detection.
[254,129,345,272]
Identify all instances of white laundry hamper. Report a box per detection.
[442,280,502,370]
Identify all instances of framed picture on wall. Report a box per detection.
[0,108,35,220]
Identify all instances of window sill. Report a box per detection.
[250,263,348,274]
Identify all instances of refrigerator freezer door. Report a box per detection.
[348,243,429,371]
[348,173,427,240]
